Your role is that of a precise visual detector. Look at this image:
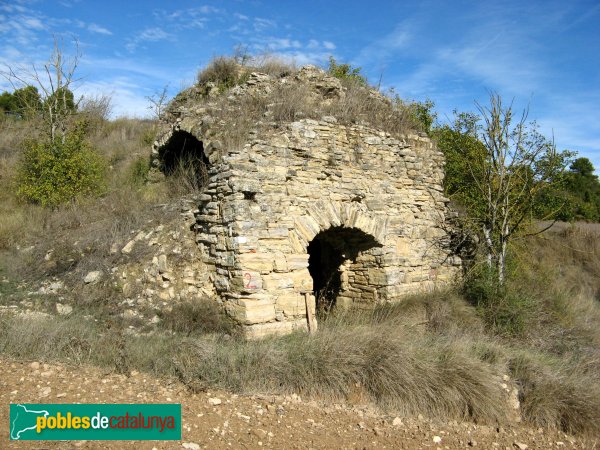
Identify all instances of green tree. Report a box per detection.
[0,91,17,113]
[563,158,600,220]
[435,94,571,285]
[44,86,76,116]
[14,85,42,115]
[0,86,42,117]
[433,111,487,203]
[570,157,595,177]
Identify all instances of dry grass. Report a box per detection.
[323,80,424,134]
[165,155,210,197]
[509,350,600,435]
[174,321,507,423]
[197,55,297,89]
[159,296,237,336]
[270,83,314,123]
[190,56,427,158]
[1,278,600,434]
[197,56,242,89]
[0,305,508,424]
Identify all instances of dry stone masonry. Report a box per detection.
[150,66,460,337]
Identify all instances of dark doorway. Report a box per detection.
[307,227,379,317]
[159,130,210,190]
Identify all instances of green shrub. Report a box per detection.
[128,156,150,186]
[464,266,533,336]
[327,56,367,86]
[197,56,244,93]
[17,123,106,207]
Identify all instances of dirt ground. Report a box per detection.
[1,358,596,449]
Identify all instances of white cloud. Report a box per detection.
[261,38,302,51]
[58,0,82,7]
[322,41,336,50]
[253,17,276,32]
[138,27,170,41]
[88,23,112,35]
[21,16,44,30]
[437,33,542,96]
[355,21,412,67]
[265,50,331,67]
[194,5,220,15]
[126,27,173,52]
[79,78,150,118]
[0,10,48,49]
[158,5,221,26]
[79,56,173,81]
[0,4,27,13]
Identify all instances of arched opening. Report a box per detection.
[159,130,210,190]
[307,226,381,317]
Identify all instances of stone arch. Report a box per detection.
[293,200,388,249]
[307,226,382,315]
[290,200,390,316]
[155,129,210,188]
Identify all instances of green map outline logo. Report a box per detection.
[10,404,50,440]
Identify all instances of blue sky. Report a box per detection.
[1,0,599,170]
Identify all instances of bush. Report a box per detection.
[463,266,534,336]
[16,123,106,207]
[327,56,367,86]
[128,156,150,186]
[197,56,243,93]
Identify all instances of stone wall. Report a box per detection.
[150,67,460,337]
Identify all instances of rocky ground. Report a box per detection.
[1,358,595,449]
[0,196,217,334]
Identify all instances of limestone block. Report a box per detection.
[273,253,288,272]
[226,297,276,325]
[244,319,308,339]
[256,239,292,253]
[353,274,368,285]
[259,228,289,239]
[288,231,306,253]
[230,271,263,291]
[335,296,354,309]
[366,269,387,285]
[275,294,306,316]
[364,136,382,145]
[285,254,309,270]
[294,216,320,242]
[238,252,273,273]
[291,270,313,292]
[84,271,102,284]
[262,273,294,290]
[214,276,230,292]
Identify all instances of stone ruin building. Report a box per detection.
[149,65,460,338]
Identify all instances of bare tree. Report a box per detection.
[473,93,568,284]
[2,35,82,142]
[79,93,113,121]
[145,84,170,120]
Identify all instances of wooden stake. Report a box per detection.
[304,292,317,334]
